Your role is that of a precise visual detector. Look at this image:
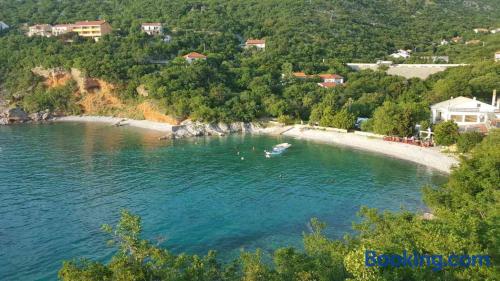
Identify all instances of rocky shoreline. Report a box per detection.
[1,108,264,139]
[0,107,53,125]
[2,111,458,173]
[53,115,265,139]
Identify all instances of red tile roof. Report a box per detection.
[246,39,265,44]
[292,72,308,78]
[142,23,162,26]
[74,20,107,26]
[318,82,338,88]
[183,52,207,59]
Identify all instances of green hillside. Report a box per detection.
[0,0,499,127]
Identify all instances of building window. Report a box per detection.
[464,115,478,122]
[451,115,463,122]
[436,111,442,121]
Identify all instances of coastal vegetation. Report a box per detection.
[59,130,499,280]
[434,120,460,146]
[0,0,499,136]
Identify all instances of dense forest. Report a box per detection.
[1,0,500,134]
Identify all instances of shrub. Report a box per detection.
[331,109,356,130]
[434,120,459,146]
[360,118,374,132]
[277,114,294,125]
[318,107,336,127]
[457,131,484,153]
[22,82,80,114]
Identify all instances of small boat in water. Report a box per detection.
[265,143,292,157]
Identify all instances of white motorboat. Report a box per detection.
[265,143,292,157]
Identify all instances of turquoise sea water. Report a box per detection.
[0,123,447,280]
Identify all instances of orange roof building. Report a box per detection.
[292,72,344,86]
[245,39,266,49]
[72,20,112,41]
[183,52,207,63]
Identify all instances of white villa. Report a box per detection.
[141,23,163,35]
[431,95,500,131]
[495,51,500,62]
[52,24,74,36]
[473,28,489,34]
[490,28,500,34]
[0,21,9,31]
[390,49,411,59]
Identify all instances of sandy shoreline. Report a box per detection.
[53,116,458,173]
[55,116,173,132]
[279,126,458,173]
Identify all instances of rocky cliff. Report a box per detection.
[170,120,263,138]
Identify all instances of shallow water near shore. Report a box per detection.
[0,123,447,280]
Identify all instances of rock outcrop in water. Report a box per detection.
[170,120,263,138]
[1,107,52,125]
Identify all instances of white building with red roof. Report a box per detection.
[72,20,112,41]
[318,74,344,84]
[292,72,344,88]
[141,23,163,35]
[245,39,266,50]
[183,52,207,63]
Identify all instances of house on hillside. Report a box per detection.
[473,28,489,34]
[420,56,450,63]
[0,21,9,31]
[495,51,500,62]
[292,72,344,88]
[52,24,74,36]
[141,23,163,35]
[245,39,266,50]
[318,74,344,84]
[465,39,482,45]
[390,49,411,59]
[440,39,449,45]
[490,28,500,34]
[183,52,207,63]
[431,95,500,132]
[72,20,112,41]
[28,24,53,37]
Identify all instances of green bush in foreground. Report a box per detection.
[59,130,499,281]
[434,120,459,146]
[456,131,484,153]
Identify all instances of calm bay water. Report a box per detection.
[0,123,446,280]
